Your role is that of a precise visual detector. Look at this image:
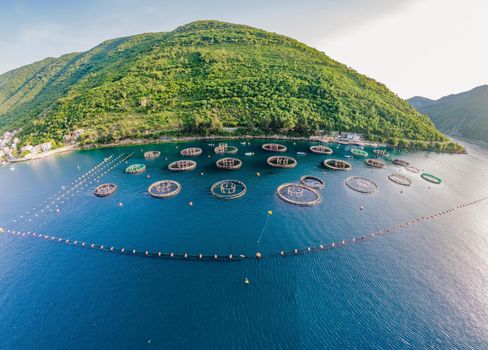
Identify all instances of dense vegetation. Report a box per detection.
[409,85,488,143]
[0,20,454,150]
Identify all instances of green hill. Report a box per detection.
[408,85,488,143]
[0,20,451,149]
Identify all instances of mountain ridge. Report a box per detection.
[408,85,488,142]
[0,20,453,150]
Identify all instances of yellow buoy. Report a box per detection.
[256,252,262,259]
[244,277,250,285]
[0,227,4,233]
[267,210,273,216]
[257,172,261,176]
[189,201,193,207]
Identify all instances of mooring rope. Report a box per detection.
[2,196,487,263]
[13,153,132,224]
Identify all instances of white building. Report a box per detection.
[40,142,52,152]
[21,145,35,154]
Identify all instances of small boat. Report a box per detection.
[9,166,15,171]
[244,152,254,156]
[240,142,247,145]
[296,152,307,156]
[208,143,215,146]
[344,155,352,159]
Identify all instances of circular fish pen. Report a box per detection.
[214,143,238,154]
[300,175,325,190]
[216,157,242,170]
[309,145,333,155]
[344,176,378,193]
[373,149,389,157]
[168,160,197,171]
[351,148,369,157]
[262,143,287,152]
[276,183,321,206]
[94,183,117,197]
[148,180,181,198]
[323,159,352,171]
[210,180,247,200]
[125,164,146,174]
[267,156,297,168]
[393,159,410,167]
[365,158,385,168]
[144,151,161,160]
[180,147,202,157]
[405,165,420,173]
[421,173,442,184]
[388,173,412,186]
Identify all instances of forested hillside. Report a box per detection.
[0,20,450,149]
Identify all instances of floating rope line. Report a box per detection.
[13,153,132,224]
[2,196,487,262]
[256,210,273,244]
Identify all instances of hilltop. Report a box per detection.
[408,85,488,143]
[0,20,457,151]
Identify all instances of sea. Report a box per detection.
[0,139,487,349]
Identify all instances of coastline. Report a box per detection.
[4,133,465,165]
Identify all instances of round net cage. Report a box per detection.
[216,157,242,170]
[373,149,389,157]
[365,158,385,168]
[94,183,117,197]
[144,151,161,160]
[300,175,325,190]
[344,176,378,193]
[421,173,442,184]
[393,159,410,167]
[210,180,247,200]
[262,143,287,152]
[405,165,420,173]
[267,156,297,168]
[388,173,412,186]
[125,164,146,174]
[276,183,321,206]
[148,180,181,198]
[351,148,369,157]
[214,143,238,154]
[168,160,197,171]
[309,145,333,155]
[180,147,202,157]
[323,159,352,171]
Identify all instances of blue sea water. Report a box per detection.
[1,139,488,349]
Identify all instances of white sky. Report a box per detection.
[315,0,488,99]
[0,0,486,99]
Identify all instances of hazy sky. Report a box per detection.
[0,0,486,99]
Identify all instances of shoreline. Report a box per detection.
[4,134,465,165]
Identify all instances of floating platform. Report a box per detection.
[180,147,202,157]
[344,176,378,193]
[388,173,412,186]
[125,164,146,174]
[309,145,333,155]
[421,173,442,184]
[216,157,242,170]
[210,179,247,200]
[94,183,117,197]
[144,151,161,160]
[214,143,238,154]
[323,159,352,171]
[300,175,325,190]
[393,159,410,167]
[267,156,297,168]
[365,158,385,168]
[276,183,321,206]
[262,143,287,152]
[373,149,389,157]
[168,160,197,171]
[148,180,181,198]
[351,148,369,157]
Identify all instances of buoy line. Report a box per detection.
[3,196,486,263]
[13,153,132,224]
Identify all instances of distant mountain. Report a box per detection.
[408,85,488,142]
[0,20,447,147]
